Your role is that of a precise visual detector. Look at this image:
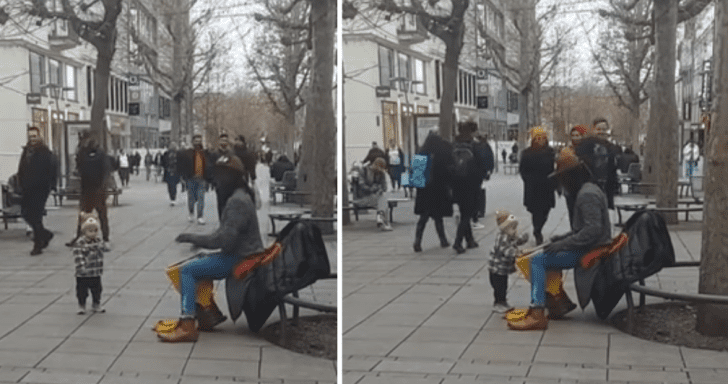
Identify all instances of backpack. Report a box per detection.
[451,142,475,180]
[78,148,108,188]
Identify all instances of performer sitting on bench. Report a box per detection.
[161,155,263,342]
[509,147,611,331]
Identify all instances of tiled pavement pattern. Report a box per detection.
[0,164,336,384]
[343,171,727,384]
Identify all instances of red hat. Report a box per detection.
[571,125,587,136]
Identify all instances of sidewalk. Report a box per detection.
[0,164,336,384]
[343,172,727,384]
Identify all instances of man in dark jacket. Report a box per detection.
[233,135,258,186]
[17,127,57,255]
[161,142,181,205]
[575,117,619,209]
[270,155,295,182]
[519,127,556,245]
[509,147,611,331]
[451,121,484,254]
[362,141,386,166]
[72,133,113,249]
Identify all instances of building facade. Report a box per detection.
[0,0,172,184]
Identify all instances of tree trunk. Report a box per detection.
[649,0,679,222]
[90,45,114,151]
[696,0,728,337]
[439,34,464,141]
[301,0,335,220]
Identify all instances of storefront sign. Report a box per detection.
[375,86,390,98]
[26,93,41,104]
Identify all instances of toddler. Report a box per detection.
[489,210,529,313]
[73,216,106,314]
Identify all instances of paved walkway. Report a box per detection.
[0,164,336,384]
[343,171,726,384]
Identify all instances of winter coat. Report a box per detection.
[575,136,619,209]
[73,237,104,277]
[519,145,556,214]
[179,188,264,259]
[489,231,529,275]
[270,157,295,182]
[588,210,675,319]
[76,145,112,192]
[353,165,386,200]
[414,134,454,218]
[362,147,386,165]
[161,149,178,180]
[234,144,258,182]
[177,147,213,181]
[17,143,57,194]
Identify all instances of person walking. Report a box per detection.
[72,215,106,314]
[412,133,453,252]
[163,155,262,342]
[161,142,181,206]
[386,141,405,193]
[519,127,556,245]
[472,134,494,229]
[178,134,212,224]
[72,134,113,250]
[575,118,619,209]
[117,149,130,187]
[450,121,483,254]
[17,126,57,256]
[144,149,154,181]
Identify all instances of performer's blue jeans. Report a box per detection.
[179,252,237,316]
[187,177,205,217]
[530,250,584,307]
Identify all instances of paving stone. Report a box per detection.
[450,360,529,377]
[0,366,30,383]
[373,359,454,374]
[21,369,103,384]
[680,346,728,368]
[389,341,467,359]
[260,346,335,381]
[108,355,185,375]
[182,358,258,378]
[533,346,607,365]
[355,372,443,384]
[37,351,117,372]
[608,368,689,382]
[460,342,538,363]
[527,363,607,381]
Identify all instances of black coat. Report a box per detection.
[270,158,295,182]
[583,210,675,319]
[414,135,454,218]
[575,137,619,209]
[17,144,56,194]
[177,148,213,181]
[519,145,556,213]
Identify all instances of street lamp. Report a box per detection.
[390,77,422,164]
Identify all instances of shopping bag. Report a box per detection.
[400,171,410,187]
[410,154,431,188]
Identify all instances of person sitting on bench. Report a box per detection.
[352,158,392,231]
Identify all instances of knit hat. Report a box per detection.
[215,154,245,175]
[81,217,99,235]
[548,146,584,178]
[495,210,518,231]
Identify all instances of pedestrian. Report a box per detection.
[270,155,295,182]
[489,210,529,313]
[177,134,212,224]
[501,148,507,164]
[412,132,453,252]
[574,117,619,209]
[519,127,556,245]
[71,134,113,250]
[472,134,494,229]
[163,155,263,342]
[386,141,405,193]
[508,147,611,331]
[132,151,142,176]
[569,125,587,148]
[352,157,392,231]
[450,121,483,254]
[73,215,106,315]
[233,134,258,186]
[117,149,130,187]
[153,150,163,181]
[362,141,386,166]
[161,142,181,206]
[144,149,154,181]
[17,126,57,256]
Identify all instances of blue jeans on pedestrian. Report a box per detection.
[187,177,205,217]
[178,252,238,316]
[530,250,584,307]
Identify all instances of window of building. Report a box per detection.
[413,59,426,94]
[378,45,396,89]
[398,52,411,89]
[29,52,45,94]
[49,58,62,87]
[64,64,77,101]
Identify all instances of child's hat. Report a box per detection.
[81,217,100,233]
[495,210,518,231]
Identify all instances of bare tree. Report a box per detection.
[697,0,728,337]
[593,0,653,149]
[249,0,311,159]
[598,0,711,223]
[25,0,124,149]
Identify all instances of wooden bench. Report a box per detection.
[347,197,410,224]
[0,209,21,230]
[271,190,311,206]
[52,188,122,207]
[342,204,372,221]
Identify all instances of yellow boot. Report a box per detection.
[507,307,548,331]
[158,318,199,342]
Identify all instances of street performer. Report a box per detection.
[508,147,611,331]
[159,154,263,342]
